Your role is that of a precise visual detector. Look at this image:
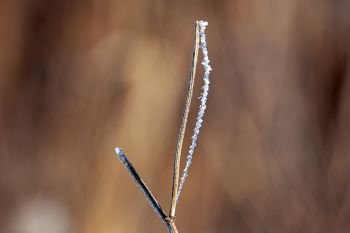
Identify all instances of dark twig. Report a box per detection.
[115,148,168,223]
[115,148,178,233]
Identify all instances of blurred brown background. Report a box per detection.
[1,0,350,232]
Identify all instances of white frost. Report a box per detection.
[115,147,123,155]
[177,20,212,201]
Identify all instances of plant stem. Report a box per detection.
[166,218,179,233]
[115,148,168,224]
[169,20,200,219]
[115,147,179,232]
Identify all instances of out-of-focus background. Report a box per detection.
[1,0,350,232]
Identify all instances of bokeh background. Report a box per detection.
[1,0,350,232]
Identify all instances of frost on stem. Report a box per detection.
[177,20,212,201]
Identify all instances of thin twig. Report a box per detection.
[115,147,179,233]
[114,20,210,233]
[169,21,200,219]
[176,20,211,202]
[115,148,168,224]
[165,218,179,233]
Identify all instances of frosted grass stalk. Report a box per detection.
[177,21,212,201]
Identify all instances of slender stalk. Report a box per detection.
[114,20,210,233]
[115,148,168,224]
[177,20,211,203]
[166,218,179,233]
[115,147,179,232]
[169,20,200,219]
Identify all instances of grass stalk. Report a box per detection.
[169,20,200,219]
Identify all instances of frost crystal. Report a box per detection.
[115,147,122,155]
[177,20,212,201]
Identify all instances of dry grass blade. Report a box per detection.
[169,20,200,219]
[115,148,178,233]
[114,20,209,233]
[115,148,168,223]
